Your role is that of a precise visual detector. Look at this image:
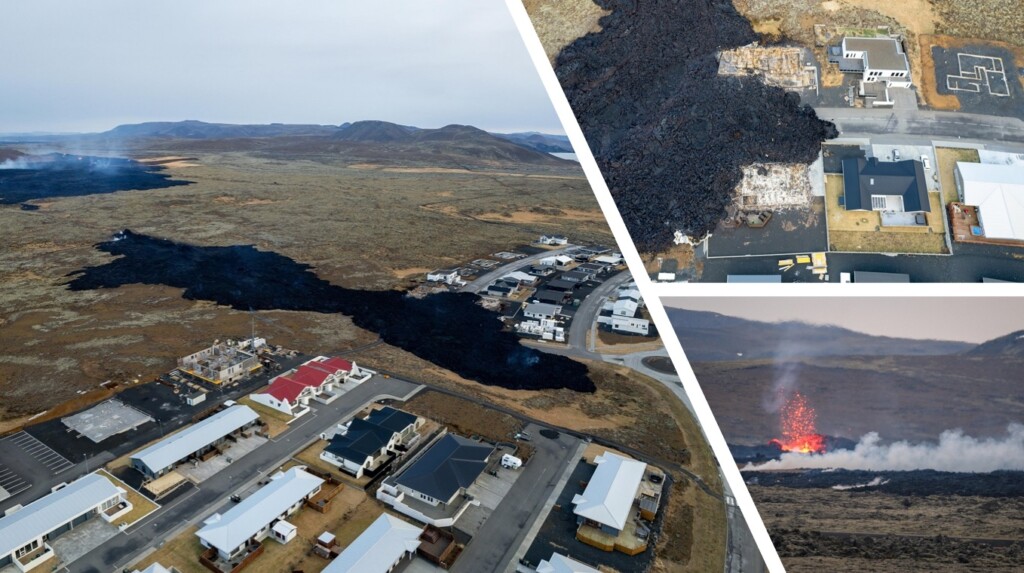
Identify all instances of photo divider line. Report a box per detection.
[503,2,787,572]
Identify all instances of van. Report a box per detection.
[921,155,931,170]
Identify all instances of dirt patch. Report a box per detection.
[522,0,610,64]
[932,0,1024,48]
[936,146,981,204]
[473,207,605,225]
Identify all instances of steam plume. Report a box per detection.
[745,424,1024,473]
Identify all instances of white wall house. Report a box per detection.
[197,468,323,561]
[829,37,911,87]
[322,513,424,573]
[251,357,364,417]
[320,408,422,479]
[427,269,463,285]
[539,234,569,246]
[537,553,601,573]
[0,474,131,572]
[524,303,562,320]
[610,315,650,336]
[539,255,574,268]
[572,452,647,536]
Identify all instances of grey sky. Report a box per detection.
[0,1,561,134]
[665,297,1024,343]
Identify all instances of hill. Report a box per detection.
[669,308,972,362]
[104,120,339,139]
[493,131,573,153]
[966,330,1024,357]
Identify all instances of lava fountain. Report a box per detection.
[770,392,826,454]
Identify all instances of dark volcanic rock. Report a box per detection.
[555,0,837,252]
[66,231,595,393]
[0,153,189,204]
[745,469,1024,497]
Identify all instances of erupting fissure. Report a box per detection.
[770,392,826,454]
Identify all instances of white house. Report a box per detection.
[320,407,422,478]
[524,302,562,320]
[322,513,424,573]
[196,468,323,561]
[501,271,539,286]
[539,234,569,246]
[537,553,601,573]
[516,319,565,342]
[572,452,647,535]
[828,37,911,87]
[956,162,1024,242]
[0,474,131,572]
[539,255,573,268]
[251,357,362,416]
[610,315,650,336]
[426,269,462,285]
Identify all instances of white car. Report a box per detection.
[921,155,931,170]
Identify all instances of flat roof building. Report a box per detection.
[853,270,911,283]
[322,513,424,573]
[197,468,323,560]
[0,473,129,572]
[131,405,259,478]
[726,275,783,283]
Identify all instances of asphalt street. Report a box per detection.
[816,107,1024,144]
[460,245,576,293]
[451,423,581,573]
[68,376,421,573]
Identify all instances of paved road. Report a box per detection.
[451,424,581,573]
[816,107,1024,144]
[68,376,421,573]
[460,245,576,293]
[566,270,632,353]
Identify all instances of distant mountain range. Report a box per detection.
[669,308,977,362]
[966,330,1024,357]
[0,120,574,168]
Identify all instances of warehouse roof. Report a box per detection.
[572,452,646,531]
[0,473,122,558]
[197,468,323,552]
[958,162,1024,242]
[131,405,258,473]
[322,513,423,573]
[395,434,493,502]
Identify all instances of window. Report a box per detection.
[871,196,887,210]
[15,540,39,558]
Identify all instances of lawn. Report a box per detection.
[826,175,947,253]
[129,488,388,573]
[936,147,981,205]
[238,396,292,437]
[95,469,160,526]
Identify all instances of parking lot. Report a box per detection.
[6,430,75,474]
[0,461,31,500]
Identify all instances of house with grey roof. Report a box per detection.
[320,407,421,478]
[841,157,930,218]
[392,434,493,508]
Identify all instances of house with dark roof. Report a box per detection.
[391,434,493,508]
[546,279,577,292]
[533,289,568,304]
[841,158,929,214]
[320,407,422,478]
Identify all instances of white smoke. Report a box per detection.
[831,476,889,490]
[745,423,1024,473]
[0,157,33,169]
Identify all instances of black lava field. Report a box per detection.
[0,153,189,205]
[66,231,595,393]
[555,0,837,252]
[744,469,1024,497]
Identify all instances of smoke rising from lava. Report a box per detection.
[747,424,1024,472]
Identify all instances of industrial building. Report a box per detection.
[955,162,1024,242]
[130,405,260,479]
[196,468,324,561]
[0,473,130,572]
[322,513,424,573]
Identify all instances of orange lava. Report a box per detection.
[770,391,826,454]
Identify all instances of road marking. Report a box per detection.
[0,462,31,497]
[6,431,74,474]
